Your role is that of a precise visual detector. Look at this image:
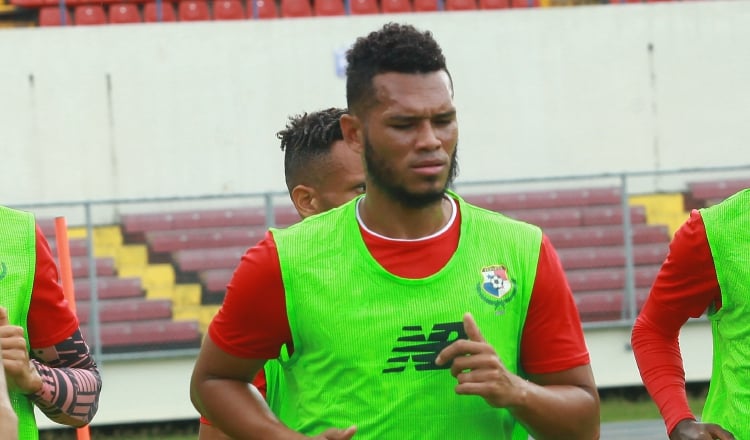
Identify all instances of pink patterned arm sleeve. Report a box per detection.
[27,329,102,427]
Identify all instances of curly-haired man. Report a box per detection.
[191,23,599,440]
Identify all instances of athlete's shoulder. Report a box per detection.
[272,197,359,237]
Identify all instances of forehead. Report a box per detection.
[370,71,454,116]
[324,140,363,176]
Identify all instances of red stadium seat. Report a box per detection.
[412,0,437,10]
[82,319,202,353]
[146,226,266,253]
[69,256,116,278]
[545,224,670,249]
[314,0,344,15]
[77,298,173,324]
[143,1,177,21]
[380,0,411,13]
[445,0,476,10]
[463,187,622,211]
[479,0,508,8]
[574,289,650,322]
[510,0,539,6]
[566,265,660,293]
[199,268,234,295]
[281,0,312,16]
[581,205,646,226]
[173,246,247,272]
[214,0,246,19]
[687,177,750,207]
[47,237,89,257]
[178,0,211,21]
[349,0,378,14]
[75,277,144,301]
[557,243,668,271]
[12,0,45,7]
[170,208,266,229]
[505,207,583,229]
[74,4,107,25]
[109,3,141,23]
[251,0,278,17]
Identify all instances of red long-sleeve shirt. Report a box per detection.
[631,209,720,435]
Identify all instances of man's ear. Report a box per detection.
[340,113,363,154]
[290,185,319,220]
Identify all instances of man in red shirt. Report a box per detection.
[631,190,747,440]
[0,206,102,435]
[191,23,599,439]
[197,107,365,440]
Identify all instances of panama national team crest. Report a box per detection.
[477,265,516,312]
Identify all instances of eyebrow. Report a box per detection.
[387,109,457,122]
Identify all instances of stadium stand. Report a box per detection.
[113,185,673,325]
[685,177,750,209]
[39,221,203,354]
[37,177,739,350]
[2,0,683,27]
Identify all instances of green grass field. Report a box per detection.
[39,388,707,439]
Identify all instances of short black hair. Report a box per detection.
[277,107,347,193]
[346,22,449,116]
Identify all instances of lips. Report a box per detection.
[411,159,446,176]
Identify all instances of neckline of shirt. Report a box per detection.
[355,194,457,242]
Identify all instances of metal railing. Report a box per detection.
[11,164,750,362]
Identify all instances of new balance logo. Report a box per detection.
[383,322,467,373]
[0,262,6,281]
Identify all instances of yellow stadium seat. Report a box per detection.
[173,284,202,307]
[629,193,687,236]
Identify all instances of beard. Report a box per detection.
[363,135,459,209]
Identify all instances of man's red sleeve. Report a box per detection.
[521,234,591,374]
[208,231,291,359]
[631,209,720,435]
[27,225,79,348]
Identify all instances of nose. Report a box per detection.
[414,120,441,150]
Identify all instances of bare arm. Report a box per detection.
[436,313,599,440]
[199,421,235,440]
[0,349,18,440]
[190,334,355,440]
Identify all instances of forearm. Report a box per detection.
[28,329,102,427]
[632,315,694,434]
[0,366,18,439]
[28,358,101,426]
[510,380,599,440]
[193,379,298,440]
[0,408,17,440]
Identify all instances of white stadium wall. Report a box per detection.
[2,0,750,207]
[4,0,749,428]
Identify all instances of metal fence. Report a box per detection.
[10,163,750,364]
